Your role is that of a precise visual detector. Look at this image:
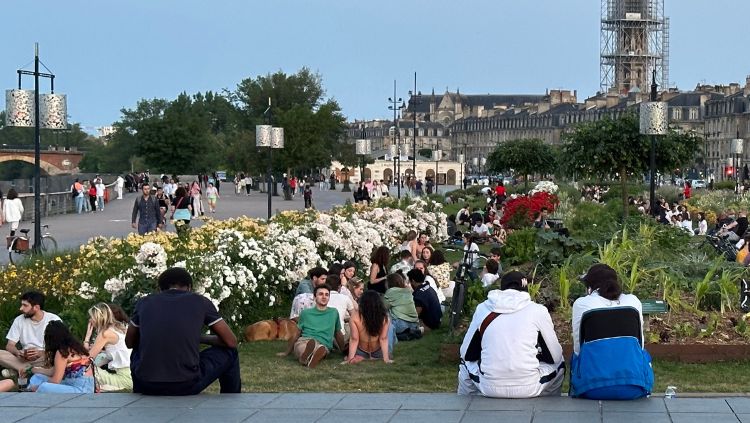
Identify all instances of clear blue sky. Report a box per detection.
[3,0,749,131]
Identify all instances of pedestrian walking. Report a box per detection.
[116,175,124,200]
[131,183,162,235]
[88,181,98,213]
[96,179,106,211]
[206,182,219,213]
[303,185,313,209]
[190,181,204,217]
[3,189,23,236]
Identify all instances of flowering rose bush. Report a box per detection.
[530,181,559,195]
[0,197,447,331]
[501,192,559,229]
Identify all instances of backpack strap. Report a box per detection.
[462,311,500,363]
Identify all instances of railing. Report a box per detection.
[15,182,117,220]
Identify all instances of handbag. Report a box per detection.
[172,198,191,221]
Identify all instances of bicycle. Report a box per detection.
[7,224,57,265]
[703,234,737,262]
[445,243,488,333]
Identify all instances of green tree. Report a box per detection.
[486,138,557,190]
[561,113,701,218]
[232,68,347,175]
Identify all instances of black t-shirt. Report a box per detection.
[368,264,387,294]
[130,290,222,383]
[412,282,443,329]
[736,216,748,236]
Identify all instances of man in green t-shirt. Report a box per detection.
[278,285,344,368]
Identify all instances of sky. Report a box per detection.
[3,0,749,132]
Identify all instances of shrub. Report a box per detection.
[500,192,558,229]
[503,228,537,265]
[656,185,683,205]
[713,180,736,191]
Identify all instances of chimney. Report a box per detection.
[745,76,750,96]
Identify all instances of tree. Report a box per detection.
[232,68,347,175]
[561,113,701,218]
[486,138,557,190]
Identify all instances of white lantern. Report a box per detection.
[433,149,442,160]
[271,127,284,149]
[5,89,35,127]
[255,125,272,147]
[356,139,371,155]
[472,157,479,166]
[639,102,668,135]
[389,144,398,157]
[481,157,487,166]
[40,93,67,129]
[732,138,744,155]
[458,154,465,163]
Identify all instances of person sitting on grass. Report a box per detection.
[390,250,414,275]
[295,267,328,297]
[481,259,501,288]
[290,267,329,320]
[0,291,61,389]
[413,260,445,304]
[458,271,564,398]
[348,277,365,310]
[407,269,442,331]
[278,284,345,368]
[83,303,132,392]
[325,275,355,342]
[28,321,94,393]
[126,267,240,395]
[384,273,421,344]
[344,291,393,364]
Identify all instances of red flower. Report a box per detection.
[500,192,558,228]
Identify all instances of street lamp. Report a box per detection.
[355,132,371,184]
[733,131,743,194]
[458,153,465,190]
[5,43,66,250]
[408,72,422,178]
[433,149,442,194]
[388,80,405,197]
[256,99,284,220]
[640,69,668,217]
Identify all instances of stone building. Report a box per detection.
[703,78,750,180]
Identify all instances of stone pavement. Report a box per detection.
[3,392,750,422]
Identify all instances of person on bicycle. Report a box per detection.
[458,271,564,398]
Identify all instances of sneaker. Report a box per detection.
[307,345,327,368]
[301,339,316,364]
[1,369,17,379]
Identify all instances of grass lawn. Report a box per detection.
[212,327,750,394]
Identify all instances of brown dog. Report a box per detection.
[244,318,297,341]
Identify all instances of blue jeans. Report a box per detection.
[75,195,85,214]
[137,221,157,235]
[97,196,104,211]
[131,346,241,396]
[388,315,419,354]
[30,374,94,393]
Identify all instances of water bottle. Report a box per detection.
[664,386,677,398]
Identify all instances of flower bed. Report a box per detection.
[0,197,447,333]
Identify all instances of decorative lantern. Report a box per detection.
[356,139,371,155]
[389,144,398,157]
[401,143,410,157]
[5,89,35,127]
[40,93,67,129]
[271,127,284,149]
[458,153,465,163]
[255,125,272,147]
[433,149,442,160]
[481,157,487,166]
[472,157,479,166]
[732,138,744,155]
[639,102,668,135]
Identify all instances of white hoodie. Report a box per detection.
[459,289,563,391]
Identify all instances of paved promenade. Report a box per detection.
[2,392,750,422]
[3,184,455,264]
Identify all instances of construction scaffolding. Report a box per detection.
[600,0,669,94]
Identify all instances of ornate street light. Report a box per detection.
[433,149,442,194]
[5,44,66,250]
[255,102,284,220]
[640,69,668,216]
[733,132,743,194]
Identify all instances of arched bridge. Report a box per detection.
[0,147,83,175]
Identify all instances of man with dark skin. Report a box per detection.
[126,267,240,395]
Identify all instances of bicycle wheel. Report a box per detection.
[8,238,29,265]
[40,235,57,254]
[449,281,466,331]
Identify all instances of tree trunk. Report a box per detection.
[620,168,629,219]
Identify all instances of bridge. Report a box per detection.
[0,147,83,174]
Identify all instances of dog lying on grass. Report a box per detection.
[244,318,297,341]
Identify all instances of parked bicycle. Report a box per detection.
[703,234,737,262]
[445,241,488,333]
[7,224,57,265]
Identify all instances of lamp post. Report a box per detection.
[355,129,371,184]
[458,153,465,190]
[733,131,743,194]
[408,72,421,178]
[639,69,668,217]
[388,80,405,197]
[6,44,66,250]
[433,149,442,194]
[256,98,284,220]
[389,144,399,198]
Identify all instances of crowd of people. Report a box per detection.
[0,267,239,395]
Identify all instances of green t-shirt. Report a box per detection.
[384,287,419,323]
[297,306,341,349]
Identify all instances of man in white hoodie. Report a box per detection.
[457,271,565,398]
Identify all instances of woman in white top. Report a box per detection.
[3,189,24,236]
[698,212,708,236]
[401,230,419,261]
[84,303,132,392]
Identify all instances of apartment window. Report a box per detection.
[689,108,699,120]
[672,108,682,120]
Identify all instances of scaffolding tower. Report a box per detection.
[600,0,669,94]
